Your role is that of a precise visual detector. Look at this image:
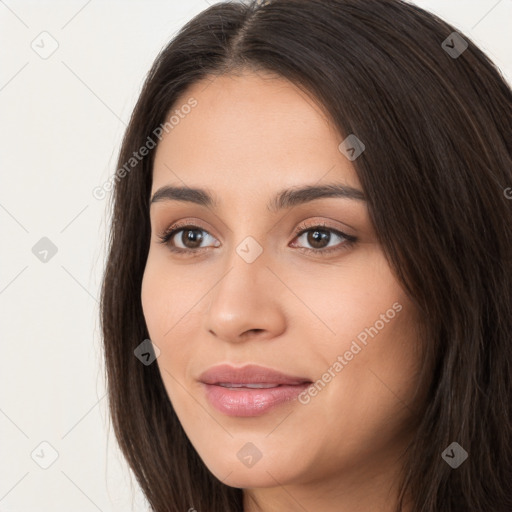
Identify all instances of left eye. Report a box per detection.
[291,226,355,252]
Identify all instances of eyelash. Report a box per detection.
[156,221,357,257]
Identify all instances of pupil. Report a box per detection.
[183,229,203,248]
[308,229,329,248]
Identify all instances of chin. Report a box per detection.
[202,453,299,489]
[215,469,284,489]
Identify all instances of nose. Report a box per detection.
[203,246,287,344]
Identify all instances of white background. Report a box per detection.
[1,1,511,510]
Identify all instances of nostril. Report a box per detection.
[243,328,264,337]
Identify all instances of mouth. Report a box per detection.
[217,383,289,388]
[199,364,312,417]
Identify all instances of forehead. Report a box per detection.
[152,71,361,196]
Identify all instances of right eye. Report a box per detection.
[157,223,220,255]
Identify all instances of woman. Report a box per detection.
[100,0,512,510]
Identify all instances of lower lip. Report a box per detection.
[202,383,311,417]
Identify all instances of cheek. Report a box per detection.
[140,254,193,339]
[324,268,421,412]
[141,265,166,340]
[296,249,422,438]
[290,245,409,353]
[330,297,421,428]
[140,256,199,388]
[296,300,421,475]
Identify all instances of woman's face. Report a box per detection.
[141,70,422,501]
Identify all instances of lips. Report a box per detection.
[198,364,311,386]
[199,364,312,417]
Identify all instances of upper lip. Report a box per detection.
[199,364,312,386]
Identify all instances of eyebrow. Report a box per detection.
[150,183,366,212]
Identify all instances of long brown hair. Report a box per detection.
[100,1,512,510]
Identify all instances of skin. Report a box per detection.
[141,69,423,512]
